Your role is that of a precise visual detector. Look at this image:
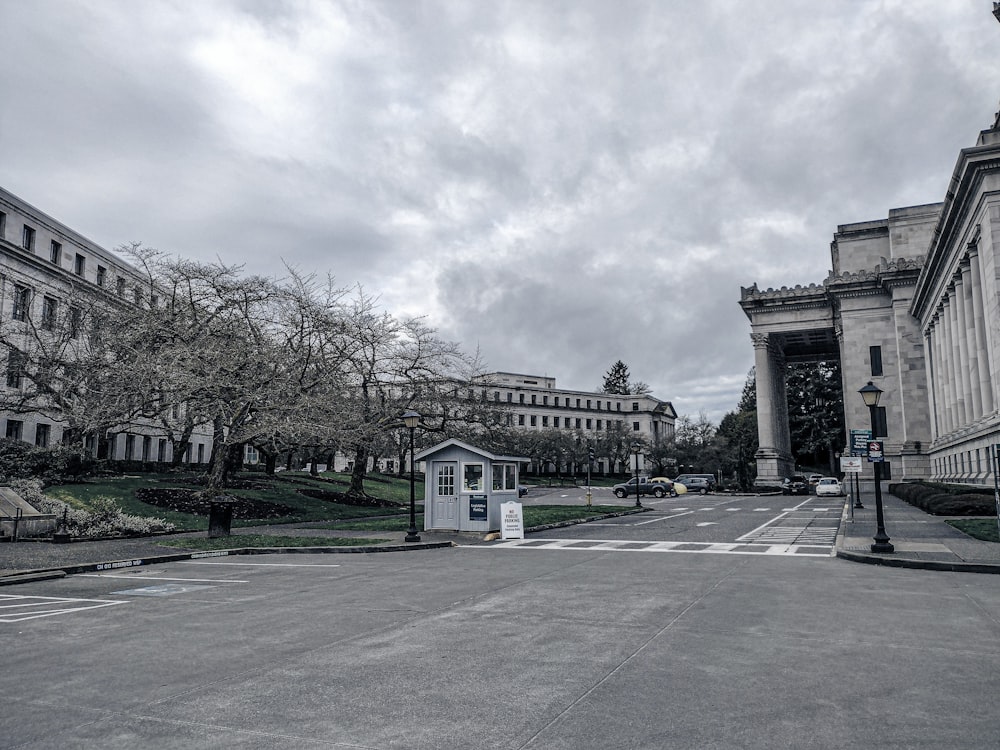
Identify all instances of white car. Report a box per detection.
[814,477,844,497]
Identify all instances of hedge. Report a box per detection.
[890,481,996,516]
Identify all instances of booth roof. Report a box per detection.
[413,438,529,464]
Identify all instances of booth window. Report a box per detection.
[492,464,517,491]
[463,463,484,492]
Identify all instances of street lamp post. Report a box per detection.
[859,382,893,553]
[402,410,421,543]
[633,442,642,508]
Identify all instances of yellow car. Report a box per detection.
[651,477,688,495]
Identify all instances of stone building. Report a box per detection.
[740,109,1000,488]
[0,186,215,463]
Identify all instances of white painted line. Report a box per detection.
[696,522,717,527]
[0,596,125,623]
[80,574,249,583]
[179,561,342,568]
[753,508,771,511]
[726,508,740,512]
[634,510,695,525]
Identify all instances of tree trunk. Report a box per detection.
[207,441,243,493]
[347,444,369,498]
[264,450,277,475]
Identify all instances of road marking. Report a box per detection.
[0,595,125,623]
[80,574,249,583]
[633,510,695,525]
[112,584,214,597]
[466,539,831,557]
[179,561,342,568]
[696,522,717,527]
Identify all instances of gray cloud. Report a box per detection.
[2,0,998,422]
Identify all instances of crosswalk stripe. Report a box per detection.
[463,538,832,557]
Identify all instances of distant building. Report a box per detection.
[741,109,1000,488]
[480,371,677,473]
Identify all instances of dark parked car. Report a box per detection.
[782,475,809,495]
[612,477,676,498]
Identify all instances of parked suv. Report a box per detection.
[612,477,676,498]
[674,474,717,494]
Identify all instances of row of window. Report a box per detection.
[2,210,150,302]
[510,413,642,432]
[3,418,207,463]
[9,283,84,337]
[495,390,640,411]
[4,419,50,447]
[435,462,518,495]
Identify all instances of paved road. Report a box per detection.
[4,497,1000,749]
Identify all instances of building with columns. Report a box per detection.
[740,109,1000,489]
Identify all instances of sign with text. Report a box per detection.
[867,441,884,462]
[850,429,872,455]
[500,501,524,540]
[469,495,487,521]
[840,456,863,473]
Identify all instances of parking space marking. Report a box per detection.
[179,561,342,568]
[0,594,125,623]
[81,574,249,583]
[112,584,214,597]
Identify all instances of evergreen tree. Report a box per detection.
[601,360,631,394]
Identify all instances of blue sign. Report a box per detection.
[469,495,487,521]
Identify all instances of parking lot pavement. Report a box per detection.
[4,545,1000,749]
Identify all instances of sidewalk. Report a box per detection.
[836,489,1000,573]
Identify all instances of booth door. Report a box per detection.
[430,462,459,529]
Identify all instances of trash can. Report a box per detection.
[208,496,235,538]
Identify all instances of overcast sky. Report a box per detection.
[2,1,999,422]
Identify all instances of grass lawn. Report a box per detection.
[946,518,1000,543]
[44,471,416,531]
[157,534,392,550]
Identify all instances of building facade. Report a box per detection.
[0,187,214,463]
[481,371,677,473]
[741,111,1000,488]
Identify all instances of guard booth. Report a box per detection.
[415,439,527,533]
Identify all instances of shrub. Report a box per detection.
[890,482,996,516]
[13,478,175,537]
[0,438,97,483]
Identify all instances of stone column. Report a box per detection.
[953,270,974,427]
[969,246,995,415]
[924,326,939,440]
[941,296,957,434]
[751,333,793,487]
[959,257,983,420]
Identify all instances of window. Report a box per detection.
[11,284,29,322]
[125,434,136,460]
[492,464,517,492]
[35,423,50,448]
[68,306,82,338]
[437,464,456,496]
[74,253,85,276]
[576,398,581,408]
[5,419,23,440]
[874,406,888,438]
[41,296,57,330]
[617,403,622,411]
[554,396,560,407]
[142,436,152,462]
[157,439,167,462]
[633,421,640,431]
[22,225,35,252]
[870,346,883,377]
[542,416,548,426]
[632,402,639,411]
[462,463,484,492]
[519,394,525,404]
[96,266,106,286]
[507,393,512,403]
[575,418,581,428]
[530,415,537,426]
[553,417,560,428]
[494,391,500,401]
[518,415,525,426]
[543,395,548,405]
[531,394,536,405]
[116,277,126,295]
[586,419,592,429]
[596,420,602,430]
[0,211,6,239]
[587,399,591,408]
[197,444,205,463]
[50,241,61,265]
